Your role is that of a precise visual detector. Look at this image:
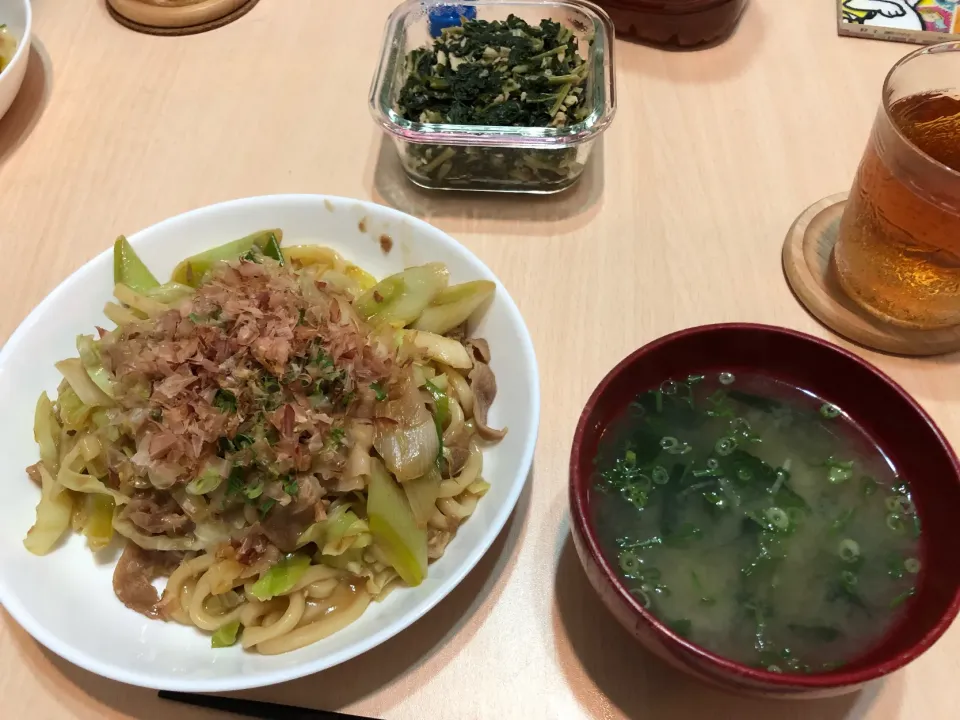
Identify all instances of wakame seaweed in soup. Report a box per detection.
[592,372,922,674]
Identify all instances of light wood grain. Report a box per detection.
[106,0,250,29]
[1,2,959,719]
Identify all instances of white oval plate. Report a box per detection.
[0,195,539,691]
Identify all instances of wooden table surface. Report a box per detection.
[1,1,958,718]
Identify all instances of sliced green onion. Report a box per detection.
[904,558,921,574]
[737,468,753,481]
[718,372,735,385]
[840,570,858,587]
[829,466,853,483]
[838,538,860,563]
[897,496,915,515]
[730,417,752,434]
[887,495,915,515]
[623,483,649,509]
[886,513,905,532]
[213,388,238,414]
[766,507,790,530]
[706,458,719,471]
[820,403,841,419]
[890,588,916,609]
[619,550,641,576]
[243,477,264,500]
[652,466,670,485]
[659,436,679,451]
[686,374,705,384]
[187,464,225,495]
[630,587,651,609]
[660,380,678,395]
[715,437,737,456]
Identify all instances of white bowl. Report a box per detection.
[0,0,31,122]
[0,195,539,691]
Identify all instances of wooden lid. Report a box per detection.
[782,193,960,357]
[106,0,259,36]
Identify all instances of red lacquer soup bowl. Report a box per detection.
[569,323,960,698]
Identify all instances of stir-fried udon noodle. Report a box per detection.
[0,24,17,75]
[24,229,503,654]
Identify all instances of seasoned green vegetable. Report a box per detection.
[396,15,590,190]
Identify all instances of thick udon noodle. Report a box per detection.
[24,237,502,653]
[160,422,486,654]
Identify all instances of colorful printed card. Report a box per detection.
[838,1,960,44]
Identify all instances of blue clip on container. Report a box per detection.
[428,4,477,37]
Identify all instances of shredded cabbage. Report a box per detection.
[55,358,113,407]
[76,335,116,398]
[82,494,115,551]
[322,508,372,556]
[33,392,60,475]
[24,465,74,556]
[250,553,311,601]
[57,382,92,429]
[112,514,202,551]
[211,620,241,648]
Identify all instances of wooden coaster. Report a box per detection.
[782,193,960,357]
[106,0,259,36]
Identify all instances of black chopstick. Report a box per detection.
[158,690,380,720]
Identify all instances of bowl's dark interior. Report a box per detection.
[573,324,960,680]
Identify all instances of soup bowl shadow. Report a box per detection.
[568,323,960,698]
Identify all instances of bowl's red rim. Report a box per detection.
[569,322,960,689]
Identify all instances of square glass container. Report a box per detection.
[369,0,617,194]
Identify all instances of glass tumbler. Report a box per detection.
[834,42,960,330]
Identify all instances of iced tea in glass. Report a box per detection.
[834,42,960,330]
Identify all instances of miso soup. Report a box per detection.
[592,372,922,674]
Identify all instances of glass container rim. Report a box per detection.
[881,40,960,182]
[368,0,617,148]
